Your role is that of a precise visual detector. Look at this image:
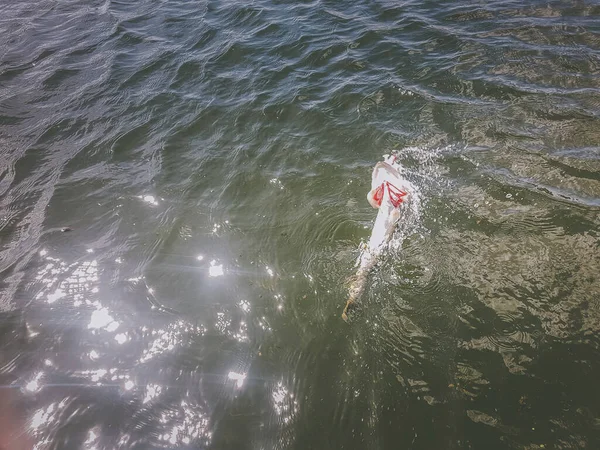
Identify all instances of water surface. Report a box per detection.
[1,0,600,448]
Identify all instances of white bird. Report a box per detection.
[342,155,412,321]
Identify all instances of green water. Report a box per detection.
[1,0,599,448]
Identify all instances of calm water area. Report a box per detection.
[1,0,600,448]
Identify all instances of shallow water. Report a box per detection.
[1,0,600,448]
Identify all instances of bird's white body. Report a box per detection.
[342,155,411,321]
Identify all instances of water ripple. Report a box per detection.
[1,0,600,447]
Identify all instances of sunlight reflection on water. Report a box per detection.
[2,0,600,447]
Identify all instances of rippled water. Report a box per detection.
[1,0,600,448]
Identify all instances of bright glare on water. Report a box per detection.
[1,0,600,449]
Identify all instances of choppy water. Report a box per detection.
[1,0,600,448]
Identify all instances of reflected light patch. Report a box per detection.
[143,384,162,404]
[228,371,246,389]
[84,427,100,450]
[46,288,66,304]
[141,195,159,205]
[85,429,98,444]
[257,316,272,332]
[30,399,70,449]
[234,321,249,343]
[274,294,284,311]
[25,372,43,393]
[27,324,40,338]
[88,307,119,332]
[114,333,128,344]
[36,257,100,310]
[269,178,284,190]
[139,322,190,363]
[272,381,299,424]
[209,260,224,277]
[124,380,135,391]
[158,399,211,446]
[215,312,231,334]
[90,369,107,383]
[239,300,250,313]
[30,403,56,430]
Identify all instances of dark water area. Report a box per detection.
[1,0,600,448]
